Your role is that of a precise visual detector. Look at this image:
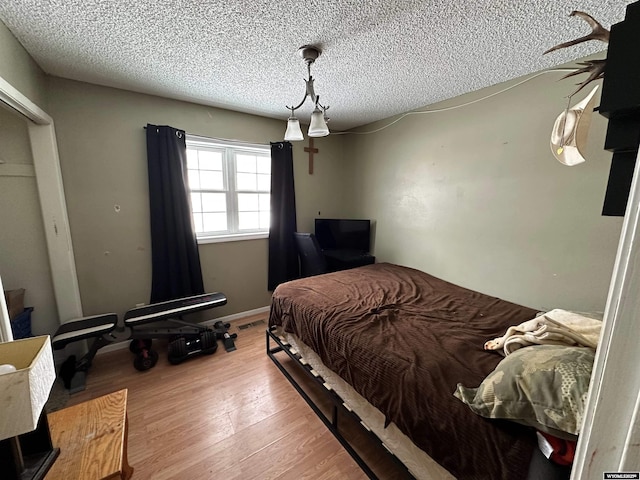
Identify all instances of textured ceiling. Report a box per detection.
[0,1,632,131]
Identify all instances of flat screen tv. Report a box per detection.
[314,219,371,253]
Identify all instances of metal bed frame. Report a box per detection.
[266,326,415,480]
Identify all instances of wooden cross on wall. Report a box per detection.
[304,138,319,175]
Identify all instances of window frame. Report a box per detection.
[185,134,271,243]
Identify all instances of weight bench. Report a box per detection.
[52,313,119,393]
[123,292,230,371]
[52,292,229,392]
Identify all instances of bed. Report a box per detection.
[268,262,549,479]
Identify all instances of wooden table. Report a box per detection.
[46,389,134,480]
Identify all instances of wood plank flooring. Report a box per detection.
[68,313,412,479]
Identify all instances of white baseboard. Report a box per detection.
[201,305,270,327]
[97,305,270,355]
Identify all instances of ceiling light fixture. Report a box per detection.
[284,45,330,141]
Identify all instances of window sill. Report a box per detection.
[197,232,269,244]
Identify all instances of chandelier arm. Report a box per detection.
[314,95,329,112]
[286,92,309,112]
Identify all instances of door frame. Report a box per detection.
[571,148,640,479]
[0,76,82,329]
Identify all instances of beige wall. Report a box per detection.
[345,68,622,313]
[0,20,47,107]
[45,77,348,321]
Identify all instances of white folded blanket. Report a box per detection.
[484,309,602,355]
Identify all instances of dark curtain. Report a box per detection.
[146,124,205,303]
[268,141,299,290]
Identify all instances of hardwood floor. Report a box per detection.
[68,313,412,479]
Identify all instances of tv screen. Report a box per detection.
[314,219,371,252]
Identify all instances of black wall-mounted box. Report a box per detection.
[599,1,640,216]
[599,2,640,120]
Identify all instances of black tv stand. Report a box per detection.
[322,249,375,272]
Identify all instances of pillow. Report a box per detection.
[454,345,594,440]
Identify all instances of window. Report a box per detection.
[185,135,271,242]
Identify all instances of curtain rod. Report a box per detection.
[142,127,268,148]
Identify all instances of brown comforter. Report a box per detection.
[269,262,539,480]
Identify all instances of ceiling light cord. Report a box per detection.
[334,68,583,136]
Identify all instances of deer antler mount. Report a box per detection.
[544,11,610,95]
